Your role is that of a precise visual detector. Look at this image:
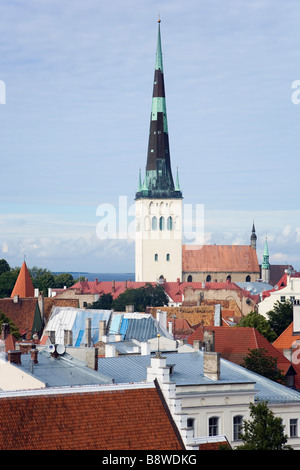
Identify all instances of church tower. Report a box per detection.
[135,20,183,282]
[261,238,270,283]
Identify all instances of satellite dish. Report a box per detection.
[56,344,65,355]
[47,344,55,353]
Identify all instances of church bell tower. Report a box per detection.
[135,20,183,282]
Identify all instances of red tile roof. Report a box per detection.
[0,384,184,450]
[0,298,40,340]
[69,279,259,305]
[188,326,295,377]
[10,262,34,298]
[182,244,260,273]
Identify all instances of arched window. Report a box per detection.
[226,275,231,282]
[206,275,211,282]
[166,253,170,261]
[167,216,173,230]
[246,275,251,282]
[152,216,157,230]
[159,216,165,230]
[187,418,196,438]
[209,417,219,436]
[154,254,158,262]
[233,415,243,441]
[187,275,193,282]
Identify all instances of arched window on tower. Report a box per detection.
[206,275,211,282]
[159,216,165,230]
[167,216,173,230]
[245,275,251,282]
[166,253,170,261]
[152,216,157,230]
[154,253,158,262]
[187,275,193,282]
[226,275,231,283]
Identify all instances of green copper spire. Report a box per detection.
[155,19,163,72]
[262,238,270,269]
[136,19,182,200]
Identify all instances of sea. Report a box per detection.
[53,272,135,282]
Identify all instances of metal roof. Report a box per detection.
[97,351,300,404]
[12,348,112,388]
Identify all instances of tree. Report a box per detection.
[112,284,169,312]
[92,293,113,310]
[237,400,293,450]
[237,311,277,342]
[0,310,21,340]
[241,348,285,384]
[267,300,293,337]
[54,273,74,288]
[0,259,10,275]
[0,268,20,298]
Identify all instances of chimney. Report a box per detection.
[85,318,92,347]
[203,330,220,381]
[1,323,10,340]
[156,310,167,330]
[141,342,151,355]
[193,340,202,351]
[7,350,22,365]
[30,345,38,364]
[125,304,134,313]
[125,280,127,289]
[214,304,222,326]
[64,329,73,346]
[99,320,106,340]
[13,295,19,304]
[112,280,115,293]
[168,321,173,335]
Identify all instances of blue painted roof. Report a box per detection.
[97,351,300,404]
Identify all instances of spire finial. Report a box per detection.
[158,13,161,23]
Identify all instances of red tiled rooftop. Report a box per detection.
[182,244,260,273]
[0,384,184,450]
[188,326,295,376]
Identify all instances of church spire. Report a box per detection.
[136,19,182,200]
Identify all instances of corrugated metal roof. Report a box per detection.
[44,307,112,346]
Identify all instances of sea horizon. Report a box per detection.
[53,272,135,282]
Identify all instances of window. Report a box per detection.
[206,275,211,282]
[159,216,165,230]
[187,418,196,437]
[187,275,193,282]
[246,275,251,282]
[280,296,286,302]
[290,419,298,438]
[152,216,157,230]
[233,415,243,441]
[166,253,170,261]
[154,254,158,262]
[209,417,219,436]
[167,216,173,230]
[226,275,231,282]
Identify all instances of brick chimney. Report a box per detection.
[1,323,10,340]
[30,345,38,364]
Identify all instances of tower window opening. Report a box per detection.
[159,216,165,230]
[187,275,192,282]
[152,216,157,230]
[154,254,158,262]
[166,253,170,261]
[167,216,173,230]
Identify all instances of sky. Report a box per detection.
[1,0,300,274]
